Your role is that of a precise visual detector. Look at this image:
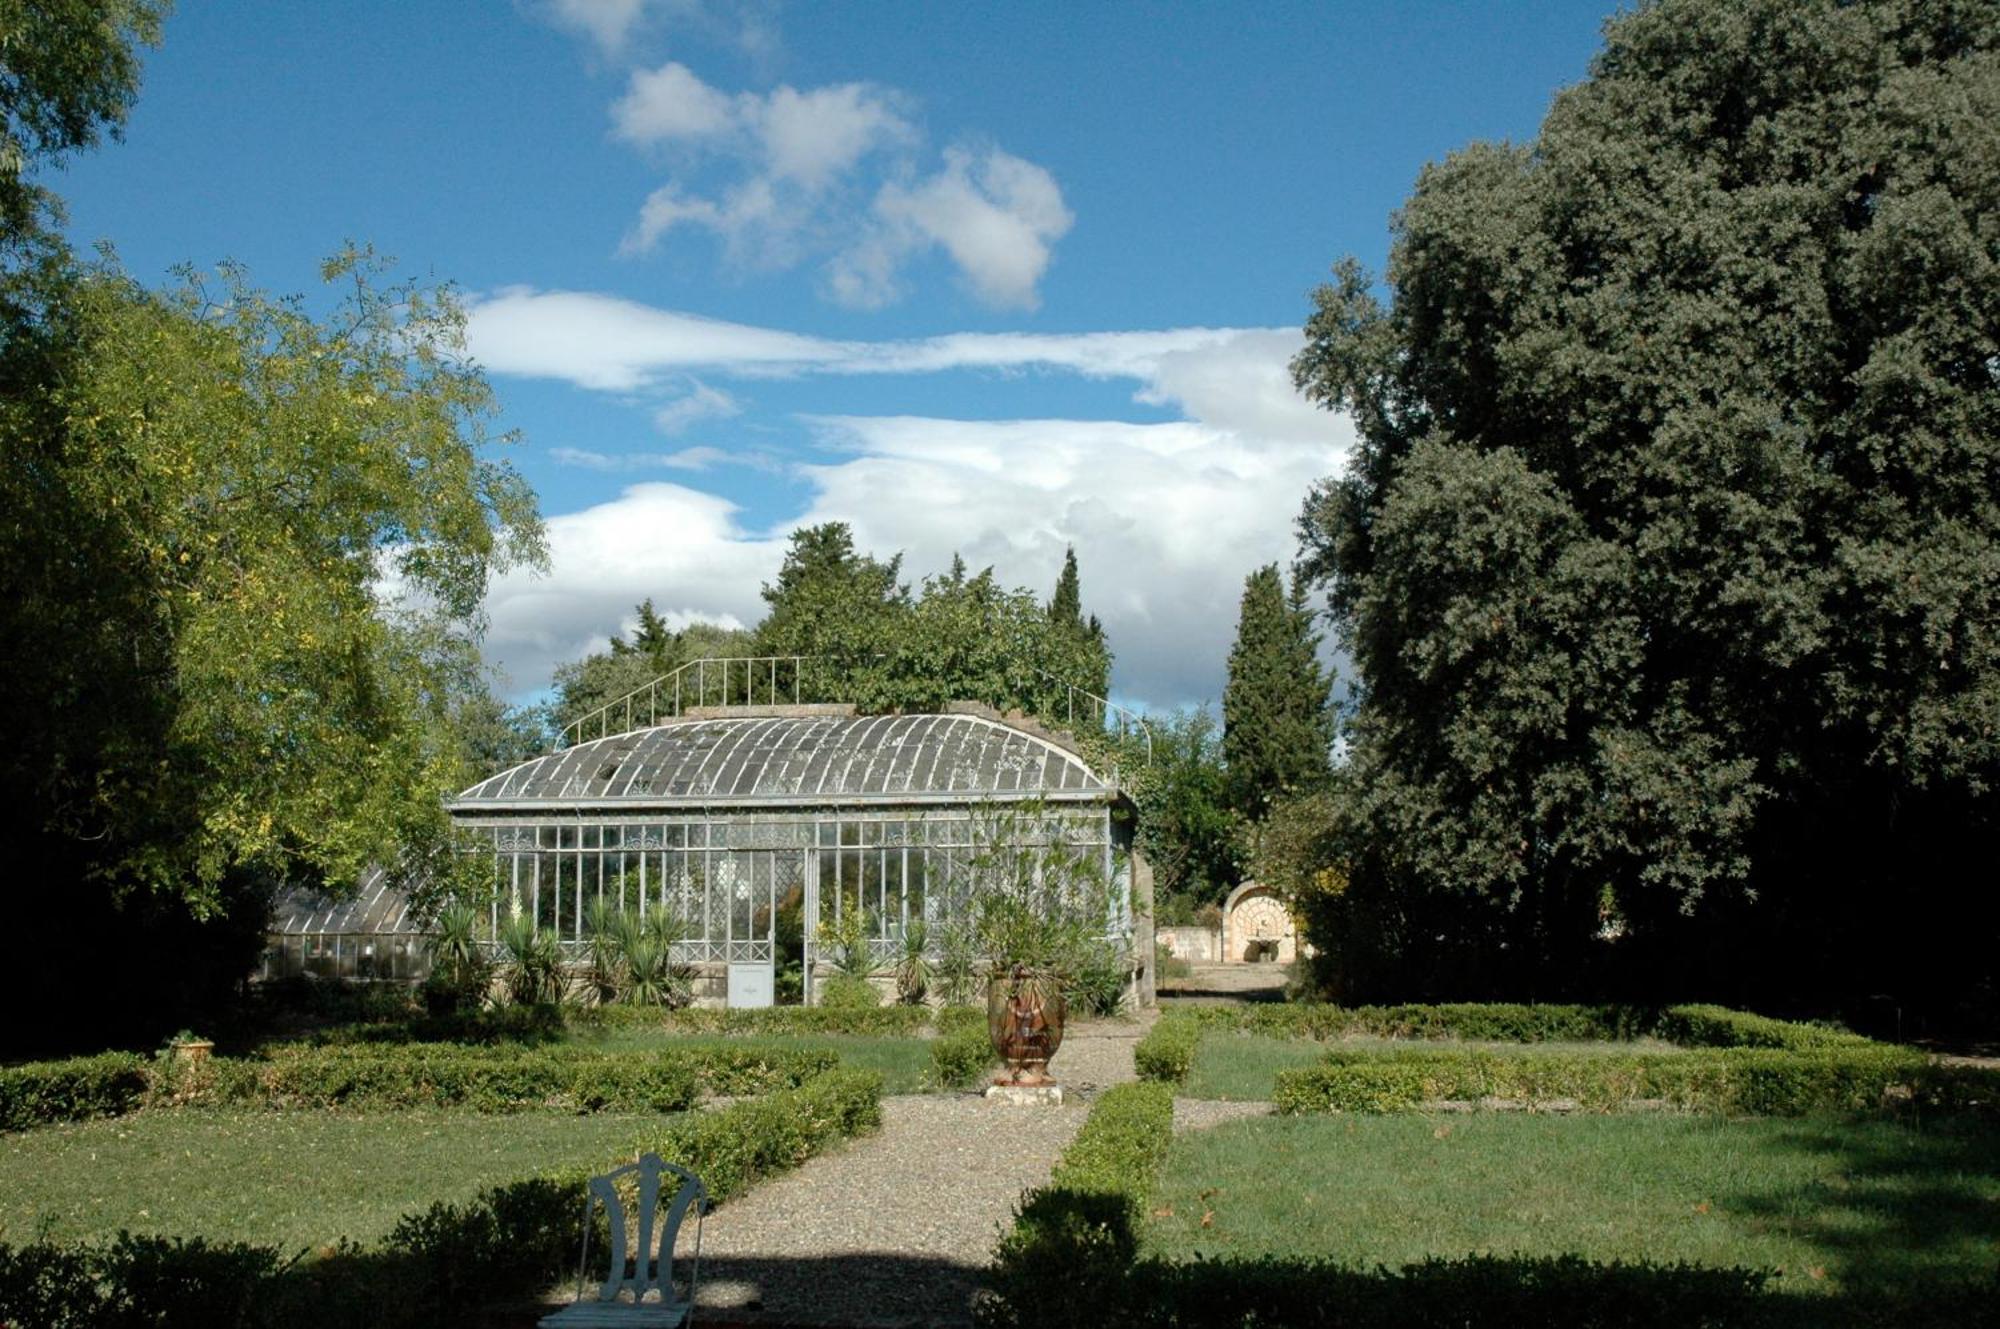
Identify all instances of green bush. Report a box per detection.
[186,1043,837,1113]
[0,1053,151,1132]
[580,1002,933,1037]
[929,1019,995,1089]
[1271,1045,1947,1117]
[1658,1004,1876,1050]
[1065,946,1128,1017]
[646,1066,882,1204]
[987,1082,1175,1322]
[1133,1012,1203,1084]
[816,974,883,1009]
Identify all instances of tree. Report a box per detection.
[1290,0,2000,1020]
[1120,708,1244,912]
[1222,564,1335,818]
[0,0,165,255]
[754,522,909,699]
[1043,545,1112,716]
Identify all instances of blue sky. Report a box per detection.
[57,0,1612,707]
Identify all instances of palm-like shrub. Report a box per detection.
[497,912,565,1007]
[619,906,695,1008]
[893,920,932,1005]
[582,899,625,1005]
[423,900,491,1013]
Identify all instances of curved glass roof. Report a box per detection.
[451,711,1111,810]
[270,866,420,936]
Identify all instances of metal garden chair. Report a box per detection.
[539,1153,707,1328]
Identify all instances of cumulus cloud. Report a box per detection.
[602,54,1064,308]
[838,147,1073,310]
[482,484,774,692]
[472,301,1355,705]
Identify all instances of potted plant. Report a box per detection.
[167,1029,215,1066]
[949,802,1119,1086]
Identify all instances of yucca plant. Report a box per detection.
[497,911,565,1007]
[582,898,626,1005]
[893,919,932,1005]
[621,906,696,1008]
[423,899,492,1013]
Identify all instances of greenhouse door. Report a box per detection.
[724,848,802,1009]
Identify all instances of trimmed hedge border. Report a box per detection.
[0,1067,884,1327]
[1269,1045,2000,1117]
[1134,1011,1203,1083]
[0,1053,150,1133]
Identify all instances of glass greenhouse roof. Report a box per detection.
[451,711,1112,811]
[269,865,420,936]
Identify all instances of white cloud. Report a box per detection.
[485,409,1351,706]
[465,288,843,390]
[602,56,1063,307]
[652,380,741,433]
[853,147,1073,310]
[549,445,733,471]
[546,0,651,56]
[464,286,1284,388]
[482,484,773,693]
[612,61,738,143]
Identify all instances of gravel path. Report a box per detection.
[685,1019,1143,1327]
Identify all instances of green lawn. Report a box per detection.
[1144,1113,2000,1297]
[0,1109,670,1250]
[564,1029,936,1093]
[1183,1032,1681,1100]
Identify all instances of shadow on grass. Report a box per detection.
[1722,1114,2000,1297]
[983,1187,2000,1329]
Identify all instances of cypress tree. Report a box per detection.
[1223,564,1335,818]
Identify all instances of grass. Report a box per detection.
[0,1108,671,1250]
[1143,1113,2000,1297]
[1184,1032,1681,1101]
[564,1028,937,1093]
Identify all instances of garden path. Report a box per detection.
[678,1013,1151,1328]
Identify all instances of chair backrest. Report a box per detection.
[581,1153,706,1305]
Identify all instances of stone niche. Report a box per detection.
[1221,881,1297,964]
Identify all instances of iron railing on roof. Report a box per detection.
[559,655,1155,766]
[560,655,812,747]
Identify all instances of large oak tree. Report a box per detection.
[1292,0,1999,1021]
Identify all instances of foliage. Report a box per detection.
[421,900,491,1014]
[1268,1045,1981,1117]
[893,919,931,1004]
[594,1004,934,1038]
[0,0,166,253]
[550,605,755,738]
[1288,0,2000,1017]
[928,1015,996,1089]
[495,913,564,1008]
[816,973,882,1009]
[942,801,1118,981]
[1114,708,1244,907]
[1133,1012,1205,1083]
[0,1053,149,1132]
[1066,943,1129,1017]
[0,1065,883,1328]
[986,1082,1175,1323]
[615,906,696,1009]
[1223,564,1336,818]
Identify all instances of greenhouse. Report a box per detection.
[269,701,1151,1007]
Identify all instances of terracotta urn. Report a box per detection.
[986,966,1066,1086]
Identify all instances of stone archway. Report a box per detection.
[1221,880,1297,963]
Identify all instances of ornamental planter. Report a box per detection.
[170,1039,214,1068]
[987,966,1066,1086]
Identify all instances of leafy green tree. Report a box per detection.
[552,603,754,738]
[1043,545,1112,718]
[754,522,909,699]
[1222,564,1335,818]
[1291,0,2000,1018]
[0,0,165,255]
[1119,708,1244,910]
